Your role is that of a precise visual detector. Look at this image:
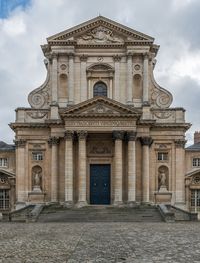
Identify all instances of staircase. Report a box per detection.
[37,204,163,223]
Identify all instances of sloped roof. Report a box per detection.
[186,142,200,151]
[0,141,15,151]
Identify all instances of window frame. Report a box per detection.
[157,152,168,161]
[0,158,8,167]
[93,82,108,97]
[32,152,43,161]
[192,158,200,167]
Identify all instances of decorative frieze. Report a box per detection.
[65,120,136,127]
[140,136,153,146]
[14,139,26,148]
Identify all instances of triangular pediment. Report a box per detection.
[61,97,141,118]
[47,16,154,44]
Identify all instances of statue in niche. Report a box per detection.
[158,169,168,192]
[32,170,42,192]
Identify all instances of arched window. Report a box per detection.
[93,82,107,97]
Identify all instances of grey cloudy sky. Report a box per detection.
[0,0,200,144]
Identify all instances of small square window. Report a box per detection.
[32,152,43,161]
[158,152,168,161]
[0,158,8,167]
[192,158,200,167]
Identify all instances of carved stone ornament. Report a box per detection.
[191,175,200,185]
[77,130,88,140]
[28,60,51,109]
[126,131,137,141]
[14,139,26,148]
[48,136,60,146]
[153,111,175,119]
[89,142,112,155]
[134,64,141,71]
[26,111,48,119]
[113,54,121,62]
[86,103,115,115]
[64,131,74,140]
[174,139,186,148]
[60,64,67,70]
[112,131,125,140]
[140,136,153,146]
[150,68,173,109]
[77,26,124,44]
[0,175,9,185]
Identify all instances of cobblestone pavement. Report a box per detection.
[0,222,200,263]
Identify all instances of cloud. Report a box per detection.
[0,0,200,144]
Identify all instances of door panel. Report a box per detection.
[90,164,110,205]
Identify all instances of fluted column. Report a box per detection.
[140,136,153,203]
[77,131,88,206]
[127,131,137,204]
[143,53,149,104]
[14,139,26,206]
[126,52,133,103]
[113,55,121,101]
[80,55,88,101]
[175,139,186,207]
[113,131,125,205]
[64,131,74,206]
[48,136,60,202]
[68,53,74,104]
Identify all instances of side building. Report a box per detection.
[0,16,199,214]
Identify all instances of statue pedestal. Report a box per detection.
[28,192,46,203]
[154,190,172,204]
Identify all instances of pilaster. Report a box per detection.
[143,53,149,105]
[68,53,74,104]
[126,52,133,104]
[113,55,121,101]
[80,54,88,101]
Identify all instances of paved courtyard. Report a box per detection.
[0,222,200,263]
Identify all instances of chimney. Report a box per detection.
[194,131,200,144]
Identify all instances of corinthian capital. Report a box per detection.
[126,131,137,141]
[14,139,26,148]
[140,136,153,146]
[48,136,60,146]
[64,131,74,140]
[77,130,88,140]
[112,131,125,140]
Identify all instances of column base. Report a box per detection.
[75,201,88,208]
[113,201,124,207]
[127,201,138,208]
[63,201,74,208]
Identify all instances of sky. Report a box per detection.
[0,0,200,145]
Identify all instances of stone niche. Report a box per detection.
[154,165,172,204]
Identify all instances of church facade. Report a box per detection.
[2,16,200,213]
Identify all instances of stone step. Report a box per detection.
[38,205,163,222]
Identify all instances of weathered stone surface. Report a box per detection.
[0,222,200,262]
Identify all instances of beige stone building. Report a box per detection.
[1,16,200,214]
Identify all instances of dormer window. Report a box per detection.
[93,82,107,97]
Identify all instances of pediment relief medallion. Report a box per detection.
[153,111,175,120]
[191,175,200,185]
[85,103,119,115]
[76,26,124,44]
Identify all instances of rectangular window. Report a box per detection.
[0,189,9,210]
[158,152,168,161]
[192,158,200,167]
[32,152,43,161]
[0,158,8,167]
[191,189,200,212]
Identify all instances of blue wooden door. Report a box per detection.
[90,164,111,205]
